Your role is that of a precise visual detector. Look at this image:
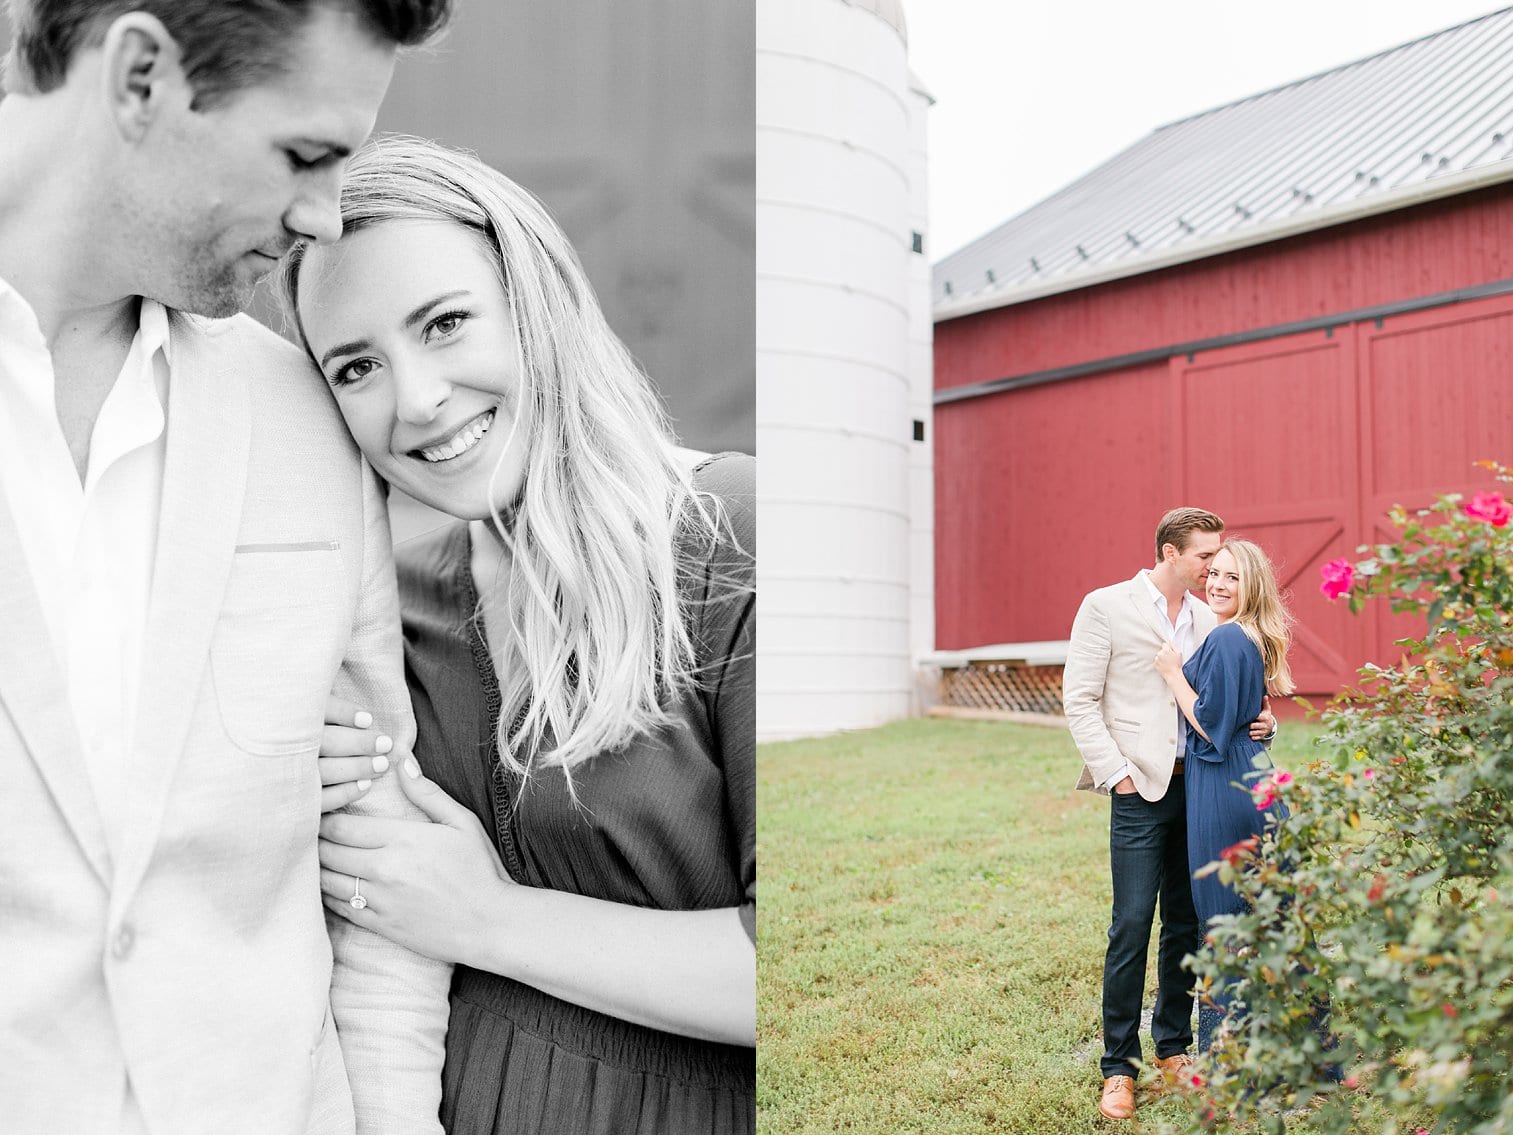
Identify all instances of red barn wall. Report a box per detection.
[934,186,1513,695]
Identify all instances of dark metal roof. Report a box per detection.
[933,7,1513,320]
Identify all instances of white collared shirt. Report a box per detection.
[1140,568,1198,670]
[0,277,171,853]
[1102,570,1199,789]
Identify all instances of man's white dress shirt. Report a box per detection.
[1101,569,1198,791]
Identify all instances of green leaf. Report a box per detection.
[1427,596,1445,628]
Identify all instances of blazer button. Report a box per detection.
[111,925,136,960]
[1167,738,1176,746]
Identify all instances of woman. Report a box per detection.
[1153,538,1292,1052]
[279,135,754,1133]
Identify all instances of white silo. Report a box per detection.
[906,69,935,709]
[756,0,921,739]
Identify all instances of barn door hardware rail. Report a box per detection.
[934,276,1513,406]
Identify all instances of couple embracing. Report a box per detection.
[1064,508,1297,1122]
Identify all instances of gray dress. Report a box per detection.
[395,453,755,1135]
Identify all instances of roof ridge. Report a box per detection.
[1154,5,1513,133]
[932,5,1513,316]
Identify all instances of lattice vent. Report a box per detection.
[938,661,1065,715]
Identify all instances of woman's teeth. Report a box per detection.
[420,410,493,463]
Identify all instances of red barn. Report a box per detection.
[931,10,1513,698]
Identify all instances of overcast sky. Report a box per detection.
[907,1,1510,260]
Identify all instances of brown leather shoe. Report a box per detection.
[1099,1074,1136,1120]
[1150,1053,1198,1092]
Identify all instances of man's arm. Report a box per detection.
[1063,594,1127,791]
[326,461,451,1133]
[1252,696,1278,744]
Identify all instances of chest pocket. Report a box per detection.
[210,546,347,756]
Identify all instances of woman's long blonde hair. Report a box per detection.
[1219,538,1295,696]
[278,135,744,784]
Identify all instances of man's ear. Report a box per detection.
[1159,542,1177,564]
[99,12,188,141]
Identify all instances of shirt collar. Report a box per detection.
[0,275,48,356]
[1141,569,1195,620]
[135,298,174,368]
[0,276,174,369]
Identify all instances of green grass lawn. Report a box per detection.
[756,717,1377,1134]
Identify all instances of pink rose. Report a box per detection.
[1253,779,1277,810]
[1272,770,1294,788]
[1319,558,1354,599]
[1362,768,1376,780]
[1465,491,1511,527]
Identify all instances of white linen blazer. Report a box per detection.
[1064,571,1217,802]
[0,312,450,1134]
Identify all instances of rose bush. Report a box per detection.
[1165,461,1513,1135]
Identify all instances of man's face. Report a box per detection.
[131,6,396,316]
[1165,529,1222,592]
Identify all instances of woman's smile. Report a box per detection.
[412,406,495,463]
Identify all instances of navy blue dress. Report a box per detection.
[1182,623,1340,1068]
[396,454,755,1134]
[1183,622,1285,922]
[1181,621,1286,1049]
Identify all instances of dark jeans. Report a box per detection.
[1101,776,1200,1079]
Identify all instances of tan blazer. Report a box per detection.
[1064,571,1217,802]
[0,313,449,1134]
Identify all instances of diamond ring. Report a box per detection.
[350,876,367,910]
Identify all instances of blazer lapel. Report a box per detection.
[1126,571,1172,643]
[114,316,250,905]
[0,494,112,885]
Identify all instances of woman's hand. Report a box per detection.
[318,758,515,966]
[1154,641,1184,681]
[323,762,756,1046]
[319,693,397,813]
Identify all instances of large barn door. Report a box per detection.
[1171,330,1363,696]
[1170,293,1513,697]
[1357,293,1513,665]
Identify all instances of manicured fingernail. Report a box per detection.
[404,756,421,779]
[372,754,390,774]
[375,735,393,755]
[353,710,373,729]
[357,779,372,791]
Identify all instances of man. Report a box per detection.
[1064,508,1275,1121]
[0,2,452,1131]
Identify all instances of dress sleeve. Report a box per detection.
[1189,627,1257,760]
[719,596,755,943]
[692,454,756,944]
